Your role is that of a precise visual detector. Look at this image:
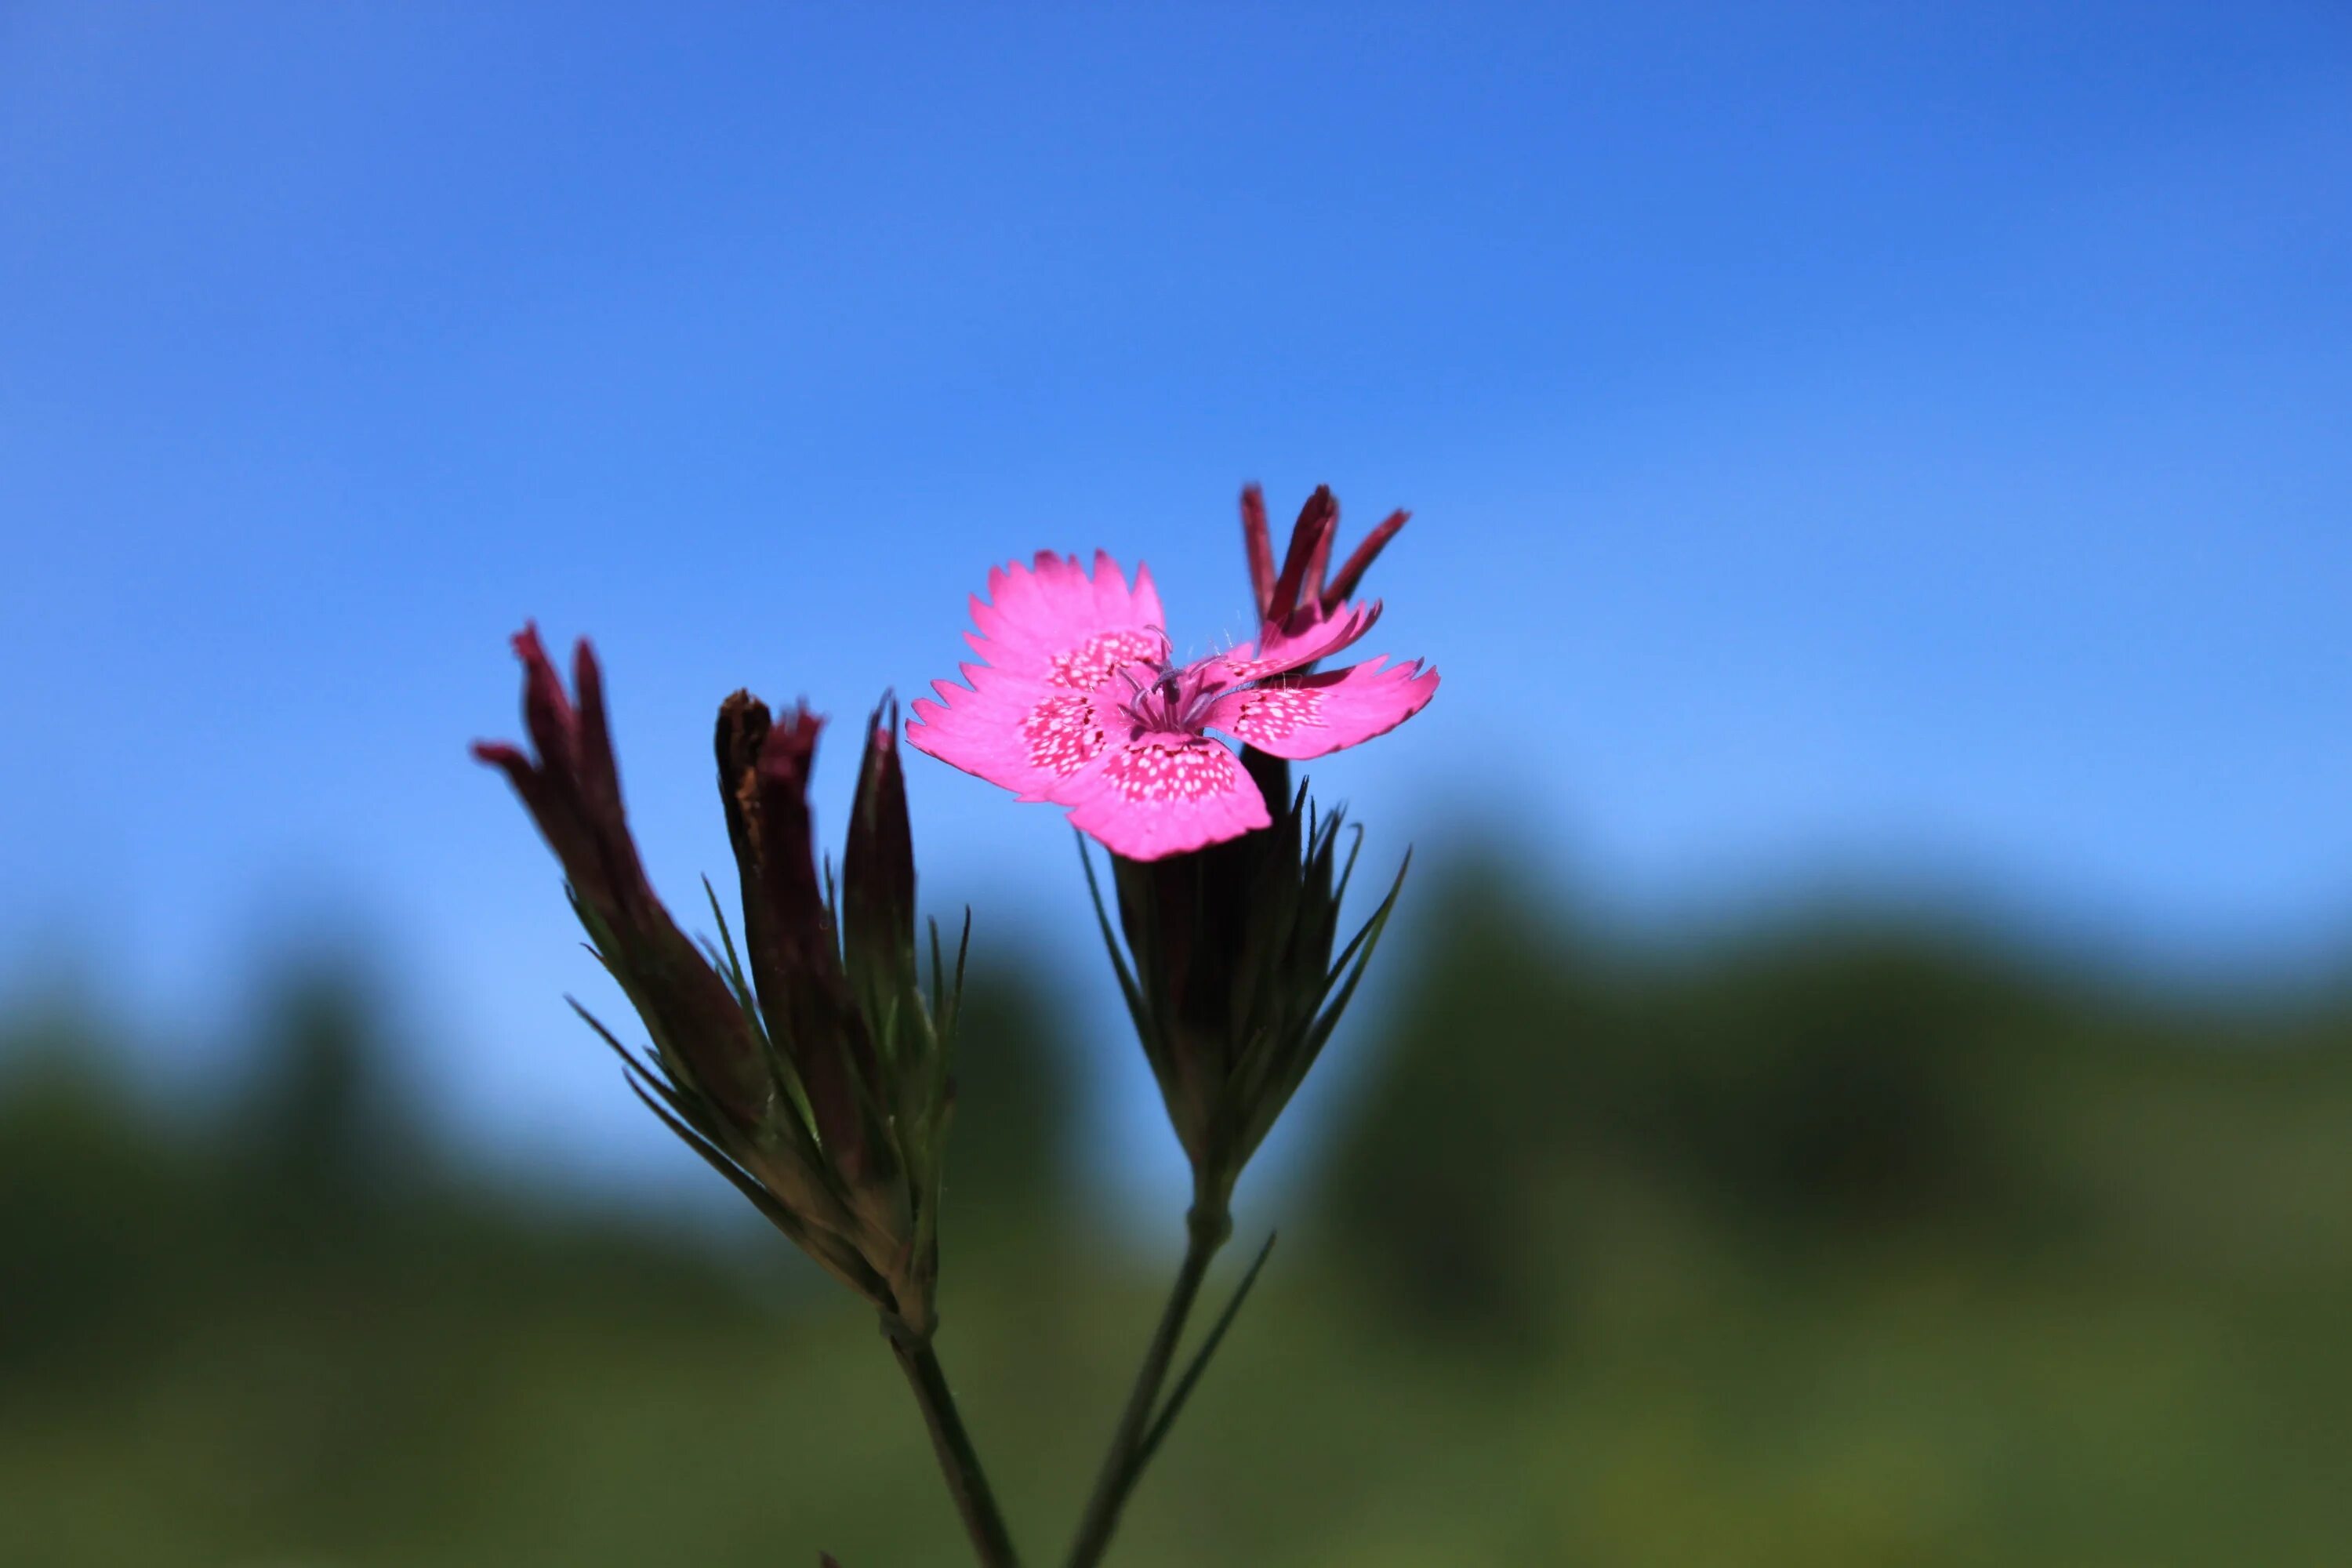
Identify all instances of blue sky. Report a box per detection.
[3,3,2348,1201]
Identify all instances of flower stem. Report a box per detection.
[1063,1201,1232,1568]
[888,1328,1022,1567]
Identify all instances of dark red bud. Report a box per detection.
[569,637,626,822]
[713,693,883,1174]
[715,689,772,876]
[753,706,828,953]
[481,630,768,1127]
[1240,483,1277,621]
[477,626,658,932]
[843,693,915,982]
[1322,508,1409,612]
[1266,485,1339,622]
[514,624,579,781]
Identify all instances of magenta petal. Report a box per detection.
[1203,656,1439,761]
[1210,600,1383,684]
[1061,734,1272,860]
[905,665,1125,803]
[909,550,1170,803]
[962,550,1166,692]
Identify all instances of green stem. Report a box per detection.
[1063,1202,1232,1568]
[889,1328,1022,1568]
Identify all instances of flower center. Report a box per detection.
[1112,660,1236,736]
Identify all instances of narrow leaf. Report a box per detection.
[1134,1231,1280,1471]
[1323,848,1410,1000]
[1076,834,1148,1030]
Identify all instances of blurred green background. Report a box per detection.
[6,854,2347,1567]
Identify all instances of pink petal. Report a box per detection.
[1208,600,1383,684]
[909,550,1171,802]
[1060,732,1273,860]
[1202,656,1439,760]
[906,664,1125,803]
[962,550,1167,693]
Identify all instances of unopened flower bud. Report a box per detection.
[1241,481,1410,624]
[715,696,890,1192]
[481,633,960,1341]
[843,695,917,998]
[473,627,769,1127]
[1097,782,1406,1214]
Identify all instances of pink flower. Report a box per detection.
[906,492,1438,860]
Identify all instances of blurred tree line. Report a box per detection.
[2,858,2349,1566]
